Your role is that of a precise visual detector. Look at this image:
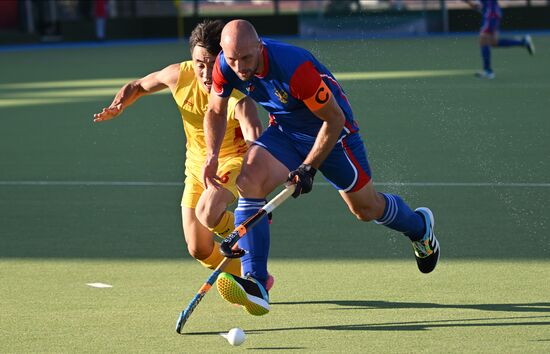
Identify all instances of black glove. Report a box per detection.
[287,164,317,198]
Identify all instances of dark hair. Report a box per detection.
[189,20,225,56]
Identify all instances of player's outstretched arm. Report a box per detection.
[93,63,179,123]
[234,97,262,145]
[203,92,230,189]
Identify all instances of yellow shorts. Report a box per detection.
[181,155,243,209]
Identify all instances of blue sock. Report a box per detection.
[497,38,524,47]
[234,198,269,288]
[481,45,492,72]
[376,193,426,241]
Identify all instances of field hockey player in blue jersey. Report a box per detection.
[465,0,535,79]
[203,20,440,316]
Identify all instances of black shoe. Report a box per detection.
[412,208,440,274]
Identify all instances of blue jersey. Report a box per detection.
[480,0,502,19]
[213,38,359,139]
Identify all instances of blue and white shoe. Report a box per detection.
[475,70,495,80]
[412,207,440,274]
[217,272,270,316]
[524,35,535,56]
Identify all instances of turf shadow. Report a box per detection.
[271,300,550,313]
[246,347,307,351]
[184,315,550,335]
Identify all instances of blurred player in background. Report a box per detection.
[203,20,440,316]
[93,20,272,286]
[94,0,108,41]
[465,0,535,79]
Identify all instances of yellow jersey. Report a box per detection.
[171,61,248,170]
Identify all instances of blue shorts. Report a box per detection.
[481,17,500,34]
[254,125,371,192]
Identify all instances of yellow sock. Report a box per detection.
[198,241,241,276]
[209,211,235,238]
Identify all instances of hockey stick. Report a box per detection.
[175,183,296,334]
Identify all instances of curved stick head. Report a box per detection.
[176,312,188,334]
[220,242,246,258]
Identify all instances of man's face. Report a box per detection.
[192,45,217,92]
[222,40,262,81]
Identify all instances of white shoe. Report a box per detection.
[475,70,495,80]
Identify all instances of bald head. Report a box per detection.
[220,20,263,81]
[221,20,259,49]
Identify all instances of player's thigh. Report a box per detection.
[195,155,241,224]
[237,144,290,197]
[480,32,498,46]
[196,186,235,225]
[181,163,205,210]
[480,18,499,45]
[181,176,215,256]
[339,180,385,221]
[181,206,214,258]
[319,132,371,193]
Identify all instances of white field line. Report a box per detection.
[0,181,548,188]
[86,282,113,288]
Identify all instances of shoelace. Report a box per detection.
[413,238,432,258]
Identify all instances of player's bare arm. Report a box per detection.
[203,92,230,189]
[286,87,345,198]
[303,91,346,169]
[234,97,262,145]
[93,63,179,122]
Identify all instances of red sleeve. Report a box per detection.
[212,55,231,97]
[289,61,322,100]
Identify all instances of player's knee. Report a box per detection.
[195,207,218,229]
[194,203,208,227]
[236,171,261,197]
[186,244,210,260]
[195,194,220,228]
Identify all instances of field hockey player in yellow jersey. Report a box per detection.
[93,20,267,284]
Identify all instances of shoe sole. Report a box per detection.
[217,273,270,316]
[475,72,495,80]
[415,207,440,274]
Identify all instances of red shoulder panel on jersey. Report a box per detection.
[212,54,229,96]
[289,61,322,100]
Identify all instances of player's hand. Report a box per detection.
[202,156,221,190]
[287,164,317,198]
[93,103,123,122]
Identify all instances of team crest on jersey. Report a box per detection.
[246,83,255,94]
[274,88,288,104]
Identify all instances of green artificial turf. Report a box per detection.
[1,34,549,352]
